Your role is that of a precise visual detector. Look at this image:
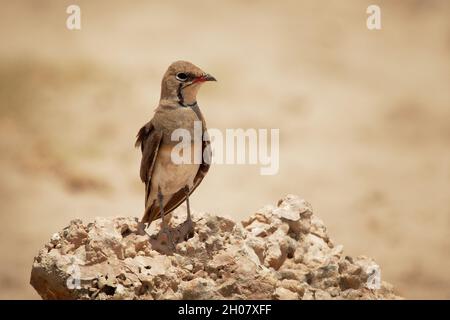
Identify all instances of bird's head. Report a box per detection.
[160,61,216,106]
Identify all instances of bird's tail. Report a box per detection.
[141,202,161,227]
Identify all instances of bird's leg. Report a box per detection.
[158,186,175,249]
[184,185,195,239]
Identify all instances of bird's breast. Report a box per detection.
[154,107,205,144]
[150,143,200,196]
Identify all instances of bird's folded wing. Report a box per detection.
[135,121,163,208]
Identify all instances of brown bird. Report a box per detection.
[135,61,215,245]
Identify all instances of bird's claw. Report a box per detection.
[160,227,176,250]
[184,220,195,241]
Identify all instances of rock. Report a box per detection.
[180,278,218,299]
[297,234,331,267]
[30,195,402,300]
[273,287,299,300]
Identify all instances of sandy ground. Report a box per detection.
[0,0,449,299]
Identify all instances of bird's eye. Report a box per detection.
[176,72,188,82]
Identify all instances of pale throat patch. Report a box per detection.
[181,83,201,105]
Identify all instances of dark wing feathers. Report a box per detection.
[135,121,163,206]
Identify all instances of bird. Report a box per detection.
[135,61,215,246]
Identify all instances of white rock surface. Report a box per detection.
[30,195,401,300]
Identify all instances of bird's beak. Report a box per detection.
[195,73,217,83]
[203,74,217,82]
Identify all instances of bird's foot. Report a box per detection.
[159,226,176,251]
[183,219,195,241]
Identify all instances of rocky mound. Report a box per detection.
[30,195,400,299]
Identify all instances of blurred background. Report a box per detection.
[0,0,449,299]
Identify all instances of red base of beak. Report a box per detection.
[194,74,217,83]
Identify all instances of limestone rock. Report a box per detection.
[30,195,401,300]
